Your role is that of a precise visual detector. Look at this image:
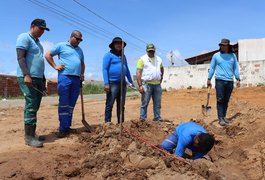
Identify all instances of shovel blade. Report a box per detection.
[202,105,212,116]
[82,119,92,132]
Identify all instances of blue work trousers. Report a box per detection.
[160,133,178,154]
[58,74,80,132]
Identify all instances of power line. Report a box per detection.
[73,0,148,45]
[46,0,115,38]
[72,0,170,53]
[26,0,168,54]
[27,0,144,53]
[28,0,108,39]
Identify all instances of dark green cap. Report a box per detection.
[146,43,156,51]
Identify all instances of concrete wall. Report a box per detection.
[239,38,265,62]
[162,65,209,90]
[162,60,265,90]
[239,60,265,87]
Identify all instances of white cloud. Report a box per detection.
[127,56,139,65]
[86,72,93,79]
[166,49,189,67]
[200,50,210,54]
[0,42,13,53]
[9,70,16,75]
[46,71,58,80]
[41,41,55,53]
[85,72,102,80]
[1,70,17,76]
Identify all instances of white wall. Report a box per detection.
[162,60,265,90]
[162,38,265,90]
[239,38,265,62]
[239,60,265,87]
[162,64,210,90]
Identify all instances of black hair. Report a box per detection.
[110,49,122,56]
[71,30,82,38]
[197,133,215,153]
[219,45,234,54]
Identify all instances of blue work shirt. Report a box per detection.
[161,122,208,160]
[50,42,84,77]
[102,51,133,86]
[208,51,240,81]
[16,32,45,78]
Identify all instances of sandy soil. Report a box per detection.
[0,86,265,179]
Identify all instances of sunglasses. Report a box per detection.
[74,36,83,42]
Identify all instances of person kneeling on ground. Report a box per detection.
[160,122,215,160]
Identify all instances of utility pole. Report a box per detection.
[170,51,174,66]
[120,41,125,136]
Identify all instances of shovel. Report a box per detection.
[201,87,212,116]
[80,82,92,132]
[119,41,125,136]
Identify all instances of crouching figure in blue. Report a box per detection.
[160,122,215,160]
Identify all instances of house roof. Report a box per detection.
[185,43,238,65]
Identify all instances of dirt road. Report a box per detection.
[0,87,265,179]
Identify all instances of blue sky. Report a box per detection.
[0,0,265,80]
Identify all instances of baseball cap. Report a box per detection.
[31,19,50,31]
[146,43,156,51]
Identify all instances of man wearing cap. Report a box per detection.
[102,37,134,125]
[45,30,85,137]
[136,43,164,121]
[207,38,240,126]
[16,18,50,147]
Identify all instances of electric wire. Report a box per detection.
[27,0,111,41]
[72,0,170,53]
[27,0,144,53]
[27,0,169,54]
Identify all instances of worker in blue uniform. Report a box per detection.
[45,30,85,137]
[160,122,215,160]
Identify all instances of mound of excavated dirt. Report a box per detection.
[68,120,223,180]
[1,87,265,179]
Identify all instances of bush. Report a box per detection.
[257,83,265,87]
[82,83,138,94]
[82,83,105,94]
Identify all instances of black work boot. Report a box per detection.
[218,118,229,126]
[67,128,77,134]
[33,125,45,141]
[223,117,231,124]
[24,124,43,148]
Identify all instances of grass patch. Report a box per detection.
[83,83,105,94]
[2,82,138,100]
[257,83,265,87]
[82,83,138,95]
[1,96,24,100]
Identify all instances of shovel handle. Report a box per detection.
[80,87,85,120]
[207,86,211,93]
[206,87,211,106]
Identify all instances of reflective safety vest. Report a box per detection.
[141,54,162,82]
